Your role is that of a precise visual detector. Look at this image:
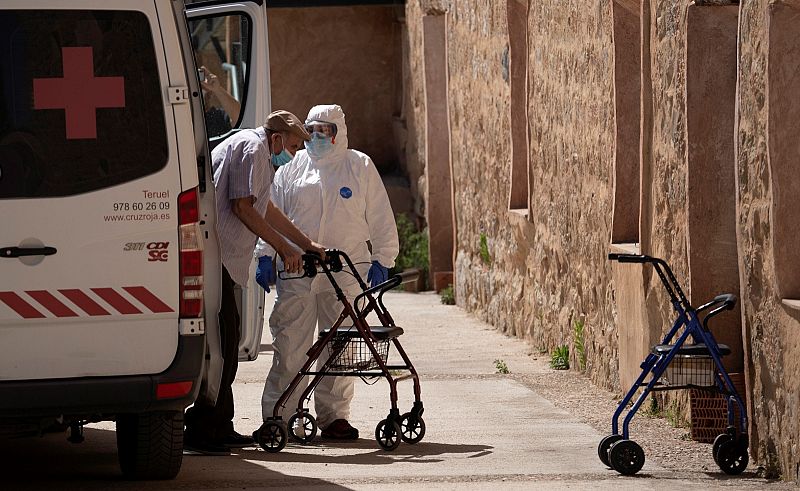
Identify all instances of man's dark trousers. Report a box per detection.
[185,266,240,442]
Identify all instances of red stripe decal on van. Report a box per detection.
[91,288,142,314]
[124,286,174,313]
[26,290,78,317]
[59,289,111,316]
[0,292,46,318]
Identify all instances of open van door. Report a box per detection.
[185,0,270,367]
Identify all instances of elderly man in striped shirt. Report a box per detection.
[184,110,325,455]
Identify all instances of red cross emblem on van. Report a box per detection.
[33,47,126,140]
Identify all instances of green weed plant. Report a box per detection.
[440,284,455,305]
[573,319,587,372]
[394,213,429,288]
[550,345,570,370]
[494,359,510,374]
[479,232,491,265]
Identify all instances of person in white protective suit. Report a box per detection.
[256,104,399,440]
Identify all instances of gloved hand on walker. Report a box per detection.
[255,255,276,292]
[366,260,388,288]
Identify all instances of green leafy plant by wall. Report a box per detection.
[494,359,510,374]
[639,395,690,430]
[394,213,429,288]
[573,319,586,372]
[479,232,491,265]
[440,284,455,305]
[550,345,569,370]
[663,400,689,429]
[642,395,660,418]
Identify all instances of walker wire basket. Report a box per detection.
[327,331,390,371]
[660,355,716,387]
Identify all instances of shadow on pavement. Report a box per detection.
[0,427,350,490]
[239,439,493,465]
[702,471,768,481]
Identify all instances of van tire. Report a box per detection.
[116,411,183,480]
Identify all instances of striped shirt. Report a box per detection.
[211,127,274,286]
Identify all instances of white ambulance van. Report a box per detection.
[0,0,269,480]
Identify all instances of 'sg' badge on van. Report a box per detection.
[147,242,170,262]
[122,241,169,262]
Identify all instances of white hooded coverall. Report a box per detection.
[261,105,399,427]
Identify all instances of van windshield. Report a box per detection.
[0,10,168,199]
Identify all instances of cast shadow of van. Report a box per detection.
[0,427,350,490]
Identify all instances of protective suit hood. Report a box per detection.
[306,104,348,162]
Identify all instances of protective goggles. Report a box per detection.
[304,121,337,138]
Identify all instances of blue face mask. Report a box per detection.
[305,132,334,159]
[271,135,294,167]
[271,148,293,167]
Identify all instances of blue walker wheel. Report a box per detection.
[712,433,733,464]
[716,438,749,475]
[608,439,645,475]
[598,434,623,467]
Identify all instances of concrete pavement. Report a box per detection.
[1,291,791,489]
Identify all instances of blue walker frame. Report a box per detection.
[601,253,749,476]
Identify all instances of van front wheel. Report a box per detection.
[117,411,183,480]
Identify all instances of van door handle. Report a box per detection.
[1,246,57,258]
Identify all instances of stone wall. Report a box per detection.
[640,0,691,346]
[524,1,619,388]
[405,0,620,389]
[404,0,800,478]
[627,0,704,422]
[623,0,742,435]
[736,0,800,479]
[445,0,517,335]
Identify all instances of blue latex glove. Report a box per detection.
[255,256,275,292]
[366,260,388,288]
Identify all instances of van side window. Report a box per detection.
[0,10,168,200]
[188,14,251,140]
